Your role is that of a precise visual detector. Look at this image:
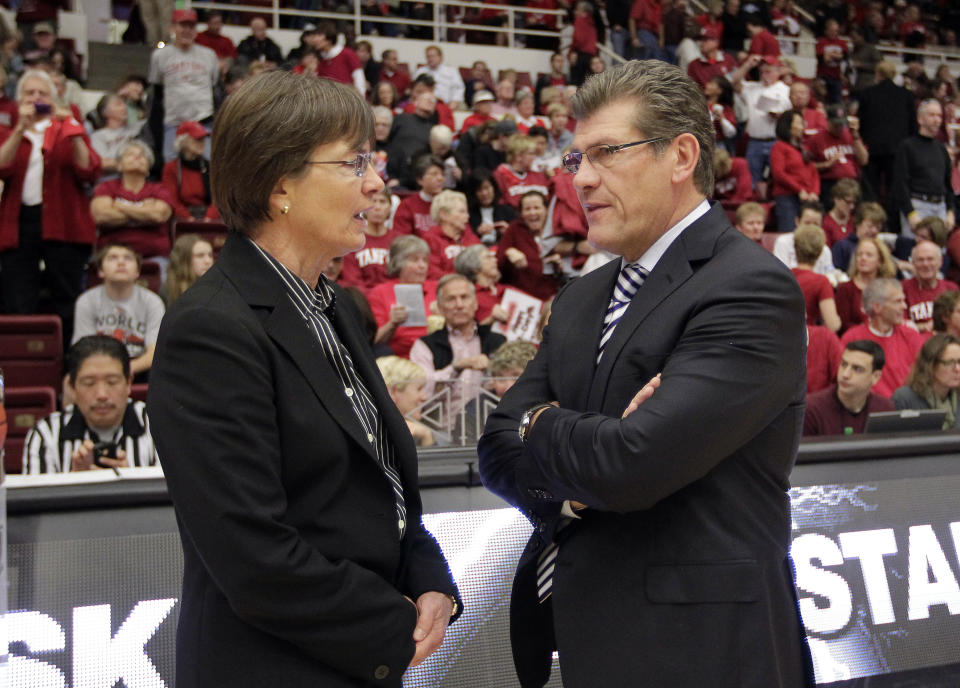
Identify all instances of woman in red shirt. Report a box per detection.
[770,109,819,231]
[834,236,897,334]
[497,190,561,301]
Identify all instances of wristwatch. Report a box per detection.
[519,403,554,443]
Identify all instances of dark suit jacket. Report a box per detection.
[148,233,459,688]
[857,79,917,157]
[478,203,813,688]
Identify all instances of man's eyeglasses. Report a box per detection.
[307,152,375,177]
[561,137,666,174]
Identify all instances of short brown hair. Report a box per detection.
[96,242,141,270]
[211,71,374,235]
[853,201,887,229]
[735,202,765,225]
[571,60,715,195]
[933,290,960,333]
[793,224,826,265]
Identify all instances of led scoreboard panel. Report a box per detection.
[5,441,960,688]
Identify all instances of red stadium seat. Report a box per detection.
[2,385,57,474]
[0,315,63,391]
[130,383,149,403]
[173,221,229,258]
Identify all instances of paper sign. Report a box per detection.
[492,288,544,342]
[394,284,428,327]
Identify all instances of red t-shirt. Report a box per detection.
[714,157,754,204]
[902,277,960,328]
[525,0,558,29]
[805,129,860,181]
[195,31,237,59]
[816,37,847,80]
[792,268,834,325]
[802,107,828,139]
[92,178,175,258]
[492,164,550,208]
[822,213,853,246]
[460,112,494,134]
[316,47,361,86]
[629,0,662,32]
[339,229,399,293]
[834,280,865,334]
[475,282,506,323]
[806,324,841,393]
[571,15,597,55]
[770,141,820,198]
[748,29,781,57]
[392,194,435,236]
[687,53,738,89]
[422,225,482,279]
[839,324,925,398]
[367,278,439,359]
[380,68,411,97]
[401,100,455,130]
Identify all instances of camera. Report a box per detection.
[34,103,52,115]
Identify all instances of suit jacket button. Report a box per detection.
[374,665,390,680]
[538,522,547,533]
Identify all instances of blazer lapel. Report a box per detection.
[587,203,728,408]
[559,258,620,410]
[218,233,380,462]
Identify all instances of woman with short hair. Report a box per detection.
[454,243,507,325]
[148,71,459,688]
[892,333,960,429]
[423,189,481,276]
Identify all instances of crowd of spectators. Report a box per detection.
[3,1,960,473]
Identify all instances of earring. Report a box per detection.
[281,204,290,215]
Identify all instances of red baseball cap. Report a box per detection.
[762,56,782,67]
[171,9,198,24]
[176,121,208,139]
[700,27,720,41]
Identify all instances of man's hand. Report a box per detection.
[408,591,453,667]
[622,373,662,418]
[453,354,490,372]
[71,439,130,471]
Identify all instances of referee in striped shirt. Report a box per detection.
[22,335,159,473]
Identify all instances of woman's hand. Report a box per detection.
[505,247,527,268]
[388,303,409,326]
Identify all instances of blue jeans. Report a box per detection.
[774,195,801,232]
[610,27,630,60]
[746,138,775,187]
[634,29,661,61]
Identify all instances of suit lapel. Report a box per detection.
[587,203,727,408]
[560,259,620,409]
[218,233,380,462]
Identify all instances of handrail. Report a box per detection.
[186,0,566,49]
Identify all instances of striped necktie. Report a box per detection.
[537,263,649,603]
[597,262,648,362]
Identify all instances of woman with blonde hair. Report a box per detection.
[492,135,549,208]
[834,235,896,333]
[160,233,214,305]
[376,356,435,446]
[423,189,481,276]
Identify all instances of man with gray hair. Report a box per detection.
[891,99,956,238]
[841,278,925,398]
[479,60,812,687]
[409,273,505,407]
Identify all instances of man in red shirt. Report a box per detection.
[629,0,662,61]
[840,278,925,397]
[194,11,237,61]
[314,22,364,94]
[379,49,411,98]
[815,19,847,104]
[687,27,737,89]
[804,339,895,435]
[903,240,959,332]
[789,81,826,140]
[746,15,780,58]
[805,104,869,210]
[459,90,495,135]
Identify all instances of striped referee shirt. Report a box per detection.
[22,400,160,474]
[250,240,408,539]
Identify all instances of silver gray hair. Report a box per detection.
[117,139,155,169]
[16,69,56,102]
[387,235,430,277]
[453,244,488,281]
[862,278,901,315]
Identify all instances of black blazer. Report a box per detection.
[478,204,813,688]
[148,233,459,688]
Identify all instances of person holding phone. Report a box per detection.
[0,69,101,340]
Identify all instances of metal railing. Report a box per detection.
[185,0,566,49]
